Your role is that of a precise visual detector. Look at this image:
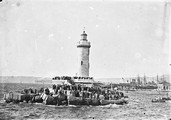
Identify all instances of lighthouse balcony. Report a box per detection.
[77,41,91,48]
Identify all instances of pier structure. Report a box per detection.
[77,30,91,77]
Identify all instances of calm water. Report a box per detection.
[0,83,171,120]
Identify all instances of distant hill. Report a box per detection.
[0,76,125,84]
[0,76,42,83]
[95,78,125,84]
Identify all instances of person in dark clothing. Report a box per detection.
[52,84,56,90]
[75,90,80,97]
[45,88,50,95]
[119,92,124,98]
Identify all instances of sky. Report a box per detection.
[0,0,170,78]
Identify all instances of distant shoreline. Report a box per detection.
[0,75,170,84]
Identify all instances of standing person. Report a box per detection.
[108,91,112,100]
[66,88,71,105]
[49,84,56,95]
[71,89,75,97]
[94,92,98,100]
[75,90,80,97]
[79,90,83,100]
[57,87,64,95]
[89,92,92,99]
[92,92,95,100]
[105,93,109,100]
[119,91,124,98]
[112,94,115,100]
[99,93,105,104]
[84,90,88,98]
[105,88,108,94]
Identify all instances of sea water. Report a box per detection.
[0,83,171,120]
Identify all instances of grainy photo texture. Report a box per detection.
[0,0,170,120]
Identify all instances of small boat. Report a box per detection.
[68,96,128,106]
[4,91,37,103]
[161,97,171,101]
[100,98,128,105]
[128,88,136,91]
[68,96,100,106]
[152,98,165,103]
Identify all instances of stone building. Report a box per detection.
[157,81,171,91]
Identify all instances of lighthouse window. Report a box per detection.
[81,61,83,65]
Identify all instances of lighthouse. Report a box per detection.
[77,30,91,77]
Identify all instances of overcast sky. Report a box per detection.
[0,0,170,78]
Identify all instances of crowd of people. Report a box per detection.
[44,84,125,101]
[52,76,94,80]
[5,84,126,105]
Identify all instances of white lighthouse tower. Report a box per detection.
[77,30,91,77]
